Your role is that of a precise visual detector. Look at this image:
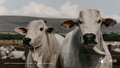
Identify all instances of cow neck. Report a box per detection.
[98,31,112,55]
[32,31,60,67]
[69,27,91,67]
[95,31,105,52]
[31,31,47,53]
[73,27,89,54]
[42,32,60,67]
[71,27,87,54]
[27,50,37,68]
[95,31,113,68]
[30,31,46,65]
[31,30,47,56]
[31,42,42,58]
[34,43,42,49]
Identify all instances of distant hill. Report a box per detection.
[0,16,71,33]
[0,16,119,34]
[102,23,120,34]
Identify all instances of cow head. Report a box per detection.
[15,20,54,48]
[61,9,117,51]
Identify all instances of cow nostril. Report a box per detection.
[83,33,96,41]
[89,34,95,38]
[23,38,31,45]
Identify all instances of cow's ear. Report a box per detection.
[46,27,54,33]
[61,20,77,29]
[102,18,117,27]
[14,27,27,35]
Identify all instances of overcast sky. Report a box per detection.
[1,0,120,21]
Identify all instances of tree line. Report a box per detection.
[0,33,120,41]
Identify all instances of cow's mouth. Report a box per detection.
[83,41,97,49]
[23,44,33,49]
[83,42,102,55]
[23,43,41,49]
[23,37,33,48]
[83,43,105,57]
[83,41,97,45]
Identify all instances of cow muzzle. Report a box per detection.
[83,33,97,45]
[23,37,31,47]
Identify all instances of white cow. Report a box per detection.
[7,45,25,60]
[7,51,25,60]
[0,46,9,59]
[107,42,120,52]
[58,9,117,68]
[0,45,25,60]
[14,20,64,68]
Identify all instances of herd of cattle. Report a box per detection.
[0,9,120,68]
[0,45,25,60]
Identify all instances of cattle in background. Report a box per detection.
[14,20,64,68]
[7,45,25,60]
[0,45,25,60]
[58,9,117,68]
[106,42,120,66]
[0,46,9,59]
[107,42,120,52]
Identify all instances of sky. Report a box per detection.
[1,0,120,21]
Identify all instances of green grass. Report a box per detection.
[0,33,120,41]
[0,34,24,40]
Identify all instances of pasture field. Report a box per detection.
[0,40,25,68]
[0,40,22,46]
[0,45,25,68]
[0,40,120,68]
[0,59,25,68]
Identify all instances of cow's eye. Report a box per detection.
[78,20,83,24]
[40,28,43,31]
[97,20,101,23]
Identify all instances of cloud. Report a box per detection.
[0,0,5,5]
[0,0,7,15]
[60,2,79,18]
[12,2,61,17]
[0,1,78,18]
[11,2,78,18]
[0,0,120,20]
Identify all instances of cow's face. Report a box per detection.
[24,20,47,47]
[61,9,116,46]
[78,9,102,45]
[15,20,54,48]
